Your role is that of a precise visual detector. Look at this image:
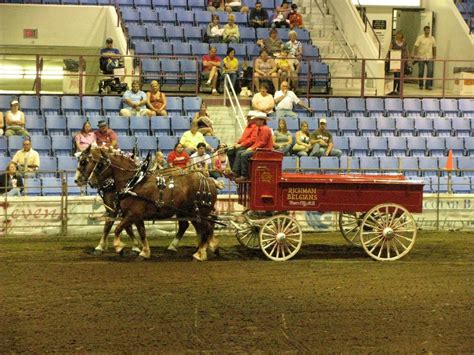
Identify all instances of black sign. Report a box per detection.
[372,20,387,30]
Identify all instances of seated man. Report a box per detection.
[12,139,40,173]
[202,47,222,96]
[99,38,121,75]
[249,1,269,28]
[227,111,259,169]
[120,80,151,117]
[180,122,213,155]
[190,142,212,173]
[251,82,275,114]
[309,118,342,158]
[274,80,312,119]
[233,112,273,182]
[94,120,118,149]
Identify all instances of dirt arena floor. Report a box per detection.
[0,230,473,353]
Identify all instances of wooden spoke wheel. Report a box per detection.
[360,203,417,261]
[235,222,261,250]
[259,215,302,261]
[339,212,364,246]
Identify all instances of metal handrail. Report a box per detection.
[353,0,382,58]
[223,73,246,134]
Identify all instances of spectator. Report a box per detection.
[202,47,222,96]
[224,0,249,13]
[252,82,275,114]
[180,122,213,155]
[151,150,169,171]
[276,0,291,18]
[270,1,290,29]
[0,112,4,135]
[253,50,279,92]
[249,1,269,28]
[99,37,121,74]
[414,25,436,90]
[192,102,214,136]
[287,4,303,29]
[120,80,151,117]
[227,111,259,169]
[75,121,96,153]
[211,143,230,178]
[146,80,167,116]
[239,60,254,97]
[233,113,273,182]
[273,118,292,156]
[223,14,240,43]
[12,138,40,173]
[223,47,239,90]
[5,100,29,137]
[207,0,224,12]
[275,49,292,84]
[0,162,23,196]
[274,80,312,119]
[286,30,303,84]
[206,15,224,43]
[95,120,118,149]
[309,118,342,157]
[190,142,212,172]
[386,31,409,95]
[257,28,284,56]
[167,142,190,169]
[291,120,311,156]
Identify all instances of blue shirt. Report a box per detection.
[100,47,120,57]
[123,90,147,110]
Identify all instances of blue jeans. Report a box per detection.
[418,60,434,89]
[4,188,21,197]
[276,109,298,120]
[310,144,342,158]
[225,72,237,90]
[232,149,254,177]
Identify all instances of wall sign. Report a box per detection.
[23,29,38,39]
[372,20,387,30]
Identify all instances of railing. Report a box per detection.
[353,0,382,58]
[223,73,246,135]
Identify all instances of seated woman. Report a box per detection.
[253,49,279,92]
[206,15,224,43]
[273,118,293,155]
[211,143,230,179]
[286,30,303,88]
[223,47,239,90]
[5,100,29,137]
[192,102,214,136]
[150,150,169,171]
[292,120,312,156]
[146,80,167,116]
[75,121,96,153]
[223,14,240,43]
[0,162,24,197]
[167,143,190,169]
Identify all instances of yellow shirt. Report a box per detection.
[12,149,40,171]
[276,58,290,71]
[179,130,206,149]
[223,57,238,73]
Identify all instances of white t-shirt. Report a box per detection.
[414,35,436,60]
[274,90,299,110]
[190,152,211,170]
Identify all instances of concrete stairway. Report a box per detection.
[205,99,249,146]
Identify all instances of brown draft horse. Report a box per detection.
[75,146,219,261]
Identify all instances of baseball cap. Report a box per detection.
[10,100,19,105]
[320,118,327,124]
[98,120,107,127]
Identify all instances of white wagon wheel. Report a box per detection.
[259,215,303,261]
[360,203,417,261]
[338,212,364,246]
[235,222,261,250]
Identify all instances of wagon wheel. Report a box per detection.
[259,215,303,261]
[360,203,417,261]
[338,212,364,246]
[235,222,261,250]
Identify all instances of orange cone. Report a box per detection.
[445,149,454,171]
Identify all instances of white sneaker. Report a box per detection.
[240,88,247,96]
[247,90,253,97]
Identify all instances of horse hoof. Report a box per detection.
[167,245,178,252]
[193,252,207,262]
[93,248,104,256]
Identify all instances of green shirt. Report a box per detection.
[310,129,333,145]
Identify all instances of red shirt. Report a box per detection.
[202,54,222,72]
[288,12,303,28]
[95,129,118,148]
[238,123,258,148]
[250,125,273,150]
[167,150,190,169]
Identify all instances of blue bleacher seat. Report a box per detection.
[359,156,380,173]
[158,135,178,153]
[171,116,191,135]
[25,115,46,135]
[310,61,330,93]
[213,43,228,57]
[368,136,388,157]
[400,156,418,177]
[66,115,87,135]
[24,177,42,196]
[58,156,78,178]
[457,157,474,176]
[180,59,199,91]
[320,156,340,173]
[299,156,319,173]
[52,135,73,156]
[433,118,453,137]
[147,25,166,40]
[309,98,328,116]
[140,9,158,24]
[303,44,319,58]
[348,136,369,157]
[445,136,465,156]
[159,58,181,89]
[176,11,195,25]
[0,137,6,154]
[151,117,171,136]
[432,176,449,193]
[418,176,432,193]
[30,135,51,156]
[142,58,161,83]
[122,8,141,25]
[191,42,209,56]
[8,136,26,155]
[384,98,404,117]
[282,156,298,172]
[440,98,459,117]
[426,136,446,157]
[40,96,61,115]
[102,96,122,115]
[136,136,158,155]
[452,117,472,136]
[403,98,422,117]
[407,136,427,157]
[421,98,440,117]
[166,97,183,115]
[188,0,205,9]
[117,135,135,152]
[152,0,169,9]
[347,98,366,117]
[451,176,472,193]
[414,117,434,136]
[38,157,57,178]
[294,28,311,44]
[458,99,474,116]
[298,61,310,92]
[183,97,202,116]
[41,177,62,196]
[328,98,347,117]
[134,41,154,55]
[171,0,187,9]
[338,117,357,136]
[62,96,82,115]
[332,136,349,154]
[366,98,385,117]
[117,0,135,7]
[204,136,219,149]
[159,10,177,25]
[130,117,150,135]
[395,117,415,136]
[109,116,130,135]
[387,136,407,157]
[357,117,377,136]
[233,12,248,25]
[277,28,290,41]
[377,117,396,136]
[0,155,11,171]
[82,96,102,116]
[184,26,202,43]
[419,157,440,176]
[464,137,474,156]
[194,9,212,26]
[379,156,399,172]
[19,95,40,115]
[240,27,256,44]
[135,0,152,8]
[0,95,17,112]
[166,25,184,42]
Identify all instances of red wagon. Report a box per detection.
[233,150,424,261]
